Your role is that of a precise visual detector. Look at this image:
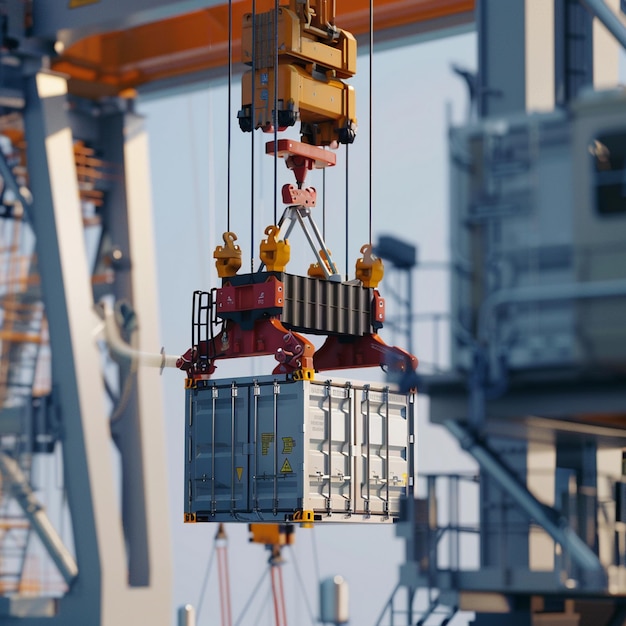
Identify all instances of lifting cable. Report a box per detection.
[273,0,279,226]
[286,544,317,626]
[234,566,268,626]
[227,0,233,232]
[346,0,374,279]
[195,535,217,621]
[369,0,374,245]
[344,143,349,281]
[252,582,273,625]
[188,96,208,287]
[322,167,326,240]
[250,0,257,272]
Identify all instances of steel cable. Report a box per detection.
[369,0,374,244]
[273,0,279,226]
[250,0,257,271]
[196,538,217,620]
[234,566,269,626]
[227,0,233,232]
[287,544,317,625]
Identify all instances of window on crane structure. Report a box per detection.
[591,131,626,216]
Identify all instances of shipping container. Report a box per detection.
[184,375,415,523]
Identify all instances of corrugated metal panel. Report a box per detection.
[185,375,414,523]
[281,274,372,336]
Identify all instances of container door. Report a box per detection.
[253,379,303,514]
[357,385,410,516]
[306,381,354,515]
[190,382,249,516]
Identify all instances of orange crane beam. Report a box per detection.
[52,0,474,98]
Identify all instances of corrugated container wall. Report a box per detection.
[184,376,415,523]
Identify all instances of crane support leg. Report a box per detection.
[17,70,171,625]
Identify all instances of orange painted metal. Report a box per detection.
[52,0,474,98]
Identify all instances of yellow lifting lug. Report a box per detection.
[260,225,291,272]
[184,513,197,523]
[213,231,242,278]
[355,243,384,288]
[307,249,332,279]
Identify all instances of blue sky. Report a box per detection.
[141,29,477,626]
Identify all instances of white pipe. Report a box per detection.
[99,302,179,370]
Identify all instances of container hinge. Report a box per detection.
[408,476,414,487]
[231,382,238,397]
[324,380,331,397]
[253,381,260,396]
[409,434,415,444]
[273,381,280,395]
[212,385,219,399]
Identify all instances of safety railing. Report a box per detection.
[408,469,624,594]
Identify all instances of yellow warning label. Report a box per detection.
[280,458,293,473]
[236,467,243,481]
[69,0,100,8]
[261,433,274,455]
[282,437,295,454]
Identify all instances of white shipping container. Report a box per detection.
[184,375,415,523]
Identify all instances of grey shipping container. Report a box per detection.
[184,375,415,523]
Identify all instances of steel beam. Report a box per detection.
[445,420,607,590]
[0,453,77,587]
[580,0,626,49]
